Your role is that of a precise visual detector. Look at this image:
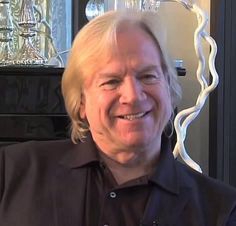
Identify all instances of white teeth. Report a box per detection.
[123,112,146,120]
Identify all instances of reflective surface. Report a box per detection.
[85,0,105,21]
[0,68,65,114]
[142,0,160,11]
[0,1,14,65]
[6,0,72,66]
[0,67,68,142]
[14,0,47,65]
[85,0,162,20]
[114,0,142,10]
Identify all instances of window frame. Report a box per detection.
[72,0,89,38]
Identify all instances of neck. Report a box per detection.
[98,147,161,185]
[96,139,162,169]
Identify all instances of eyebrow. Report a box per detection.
[135,65,162,74]
[97,64,162,79]
[97,73,123,80]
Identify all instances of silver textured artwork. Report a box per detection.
[142,0,160,11]
[0,0,14,65]
[14,0,47,65]
[114,0,142,10]
[0,0,72,67]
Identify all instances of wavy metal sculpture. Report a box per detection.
[159,0,219,173]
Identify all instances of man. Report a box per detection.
[0,10,236,226]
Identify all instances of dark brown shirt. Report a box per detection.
[85,159,152,225]
[80,136,172,226]
[1,135,236,226]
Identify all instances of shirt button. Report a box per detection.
[100,162,106,170]
[110,191,117,198]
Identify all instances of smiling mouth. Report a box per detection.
[118,111,150,121]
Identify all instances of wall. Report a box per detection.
[158,1,211,173]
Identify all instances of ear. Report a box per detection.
[79,93,86,119]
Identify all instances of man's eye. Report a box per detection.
[100,79,120,90]
[140,74,159,84]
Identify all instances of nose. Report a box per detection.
[119,76,146,104]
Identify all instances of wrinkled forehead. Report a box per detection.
[80,21,165,85]
[104,22,163,65]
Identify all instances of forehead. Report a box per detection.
[116,24,161,58]
[83,24,163,83]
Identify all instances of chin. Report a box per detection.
[124,130,162,145]
[121,136,152,149]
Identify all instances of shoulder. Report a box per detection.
[0,139,79,201]
[0,139,75,165]
[0,139,79,185]
[177,161,236,206]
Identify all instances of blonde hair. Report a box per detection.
[62,10,182,143]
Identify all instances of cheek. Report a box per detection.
[153,85,172,116]
[85,93,113,120]
[163,90,172,116]
[161,82,172,105]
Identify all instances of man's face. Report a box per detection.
[80,25,172,155]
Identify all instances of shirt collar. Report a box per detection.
[149,135,180,195]
[59,133,100,168]
[60,133,180,194]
